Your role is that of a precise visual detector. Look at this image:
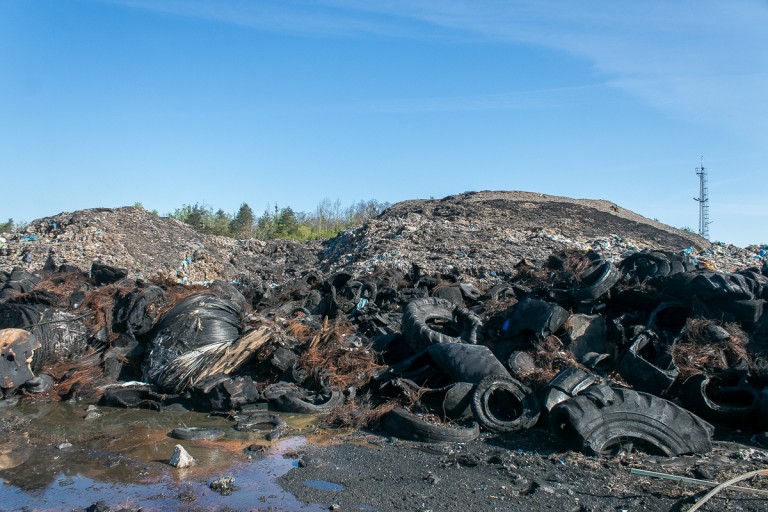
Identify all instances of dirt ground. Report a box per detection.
[278,428,768,512]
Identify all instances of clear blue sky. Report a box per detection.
[1,0,766,247]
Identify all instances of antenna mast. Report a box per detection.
[694,157,710,239]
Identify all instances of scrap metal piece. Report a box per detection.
[0,329,41,390]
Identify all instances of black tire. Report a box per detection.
[571,260,620,302]
[272,390,344,414]
[402,298,482,351]
[100,383,182,410]
[428,343,509,384]
[383,408,479,443]
[487,284,514,302]
[289,307,312,318]
[617,331,679,396]
[418,381,474,419]
[550,388,713,456]
[235,412,288,434]
[620,251,674,284]
[171,427,225,441]
[360,282,377,303]
[543,367,599,412]
[24,373,54,393]
[682,373,759,426]
[471,375,540,432]
[705,298,764,329]
[442,382,474,419]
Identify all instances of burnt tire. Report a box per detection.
[235,412,288,440]
[571,260,620,302]
[550,388,713,456]
[617,331,679,396]
[272,390,344,414]
[471,375,540,432]
[682,373,760,426]
[23,373,54,393]
[428,343,509,384]
[171,427,225,441]
[383,408,479,444]
[402,297,482,351]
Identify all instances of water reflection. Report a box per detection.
[0,400,325,510]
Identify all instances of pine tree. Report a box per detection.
[230,203,255,238]
[277,206,298,236]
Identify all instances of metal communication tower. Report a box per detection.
[694,157,710,239]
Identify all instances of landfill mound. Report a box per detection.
[0,191,759,287]
[0,206,321,286]
[319,191,754,279]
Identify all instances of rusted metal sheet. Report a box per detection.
[0,329,41,390]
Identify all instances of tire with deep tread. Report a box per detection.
[550,388,713,456]
[471,375,540,432]
[383,407,479,443]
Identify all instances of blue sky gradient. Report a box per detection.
[1,0,766,246]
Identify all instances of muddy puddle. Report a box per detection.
[0,400,329,511]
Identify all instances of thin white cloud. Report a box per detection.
[96,0,768,136]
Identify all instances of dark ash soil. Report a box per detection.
[279,429,768,512]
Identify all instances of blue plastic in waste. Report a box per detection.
[355,298,369,311]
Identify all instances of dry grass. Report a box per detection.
[549,249,594,278]
[11,272,88,306]
[285,320,314,343]
[42,350,104,401]
[671,318,750,377]
[81,283,135,341]
[295,318,384,391]
[517,335,580,391]
[513,264,549,286]
[320,396,398,429]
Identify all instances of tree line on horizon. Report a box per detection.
[167,198,390,241]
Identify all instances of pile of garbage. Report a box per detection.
[2,243,767,458]
[0,206,321,286]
